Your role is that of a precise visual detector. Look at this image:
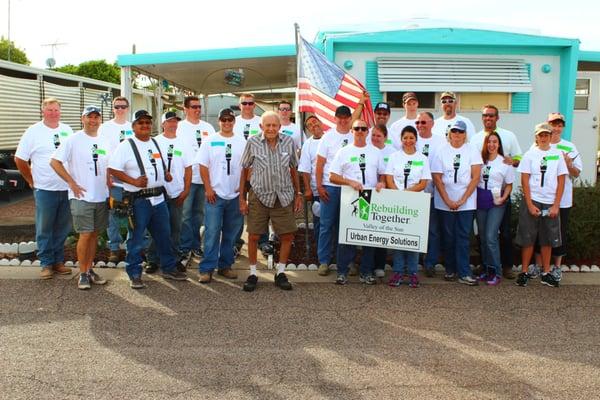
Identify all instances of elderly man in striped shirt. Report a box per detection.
[238,111,303,292]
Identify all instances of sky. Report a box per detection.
[2,0,600,69]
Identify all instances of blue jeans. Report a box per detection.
[179,183,205,253]
[147,197,184,265]
[107,209,125,251]
[317,185,341,265]
[476,205,506,275]
[199,195,244,273]
[126,198,176,279]
[439,210,475,278]
[337,244,375,276]
[500,198,514,269]
[423,197,441,269]
[392,250,419,275]
[33,189,72,268]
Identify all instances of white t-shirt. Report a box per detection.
[385,150,431,191]
[176,119,215,185]
[51,131,110,202]
[470,127,523,159]
[197,133,247,200]
[298,136,322,193]
[98,119,133,153]
[155,134,194,198]
[431,142,483,211]
[432,115,477,141]
[108,136,169,205]
[316,128,354,187]
[15,121,73,191]
[552,139,582,208]
[518,147,568,205]
[233,115,262,140]
[389,117,417,150]
[416,134,447,194]
[280,122,306,151]
[478,155,515,193]
[378,145,397,170]
[329,144,384,189]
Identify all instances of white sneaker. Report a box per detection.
[374,268,385,278]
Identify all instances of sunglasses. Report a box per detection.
[415,121,428,125]
[220,118,234,123]
[136,120,152,125]
[188,105,202,109]
[114,105,128,110]
[278,107,291,112]
[352,126,368,132]
[450,129,465,133]
[441,99,455,104]
[240,101,255,106]
[482,113,497,118]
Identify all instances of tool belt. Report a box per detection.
[130,186,165,199]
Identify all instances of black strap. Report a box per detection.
[150,138,168,180]
[127,138,168,180]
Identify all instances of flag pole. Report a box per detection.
[295,23,311,263]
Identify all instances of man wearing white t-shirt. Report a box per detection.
[145,111,192,275]
[278,100,305,151]
[98,96,133,263]
[470,105,523,279]
[177,96,216,264]
[315,105,354,276]
[298,115,325,251]
[329,119,385,285]
[50,105,109,290]
[432,92,476,140]
[109,110,188,289]
[15,98,74,280]
[197,108,246,283]
[233,93,262,140]
[415,111,447,277]
[389,92,419,149]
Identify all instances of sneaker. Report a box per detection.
[162,270,188,281]
[359,274,376,285]
[243,274,258,292]
[176,262,187,273]
[144,262,159,274]
[477,273,489,282]
[335,274,348,285]
[541,273,559,288]
[78,273,91,290]
[198,272,212,283]
[374,268,385,278]
[88,269,107,285]
[274,272,292,290]
[180,252,192,268]
[317,263,330,276]
[550,265,562,282]
[528,264,541,279]
[52,263,72,275]
[108,251,120,263]
[130,277,146,289]
[515,272,530,287]
[424,267,435,278]
[408,274,420,288]
[502,266,516,280]
[348,263,358,276]
[191,249,203,259]
[40,267,53,280]
[217,268,238,279]
[487,275,501,286]
[472,265,485,277]
[444,273,456,281]
[388,272,403,287]
[232,245,241,259]
[458,276,478,286]
[260,243,274,257]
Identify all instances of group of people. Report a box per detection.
[14,90,581,291]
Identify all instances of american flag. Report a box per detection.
[297,37,375,129]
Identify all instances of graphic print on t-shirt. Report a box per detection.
[195,130,202,147]
[482,165,491,190]
[358,153,366,184]
[225,143,232,175]
[342,138,349,147]
[147,149,158,180]
[422,144,430,157]
[53,134,61,149]
[243,124,250,140]
[403,161,413,189]
[91,144,99,176]
[167,144,174,172]
[453,154,461,183]
[540,157,548,187]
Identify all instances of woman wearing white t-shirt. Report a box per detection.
[431,120,482,285]
[384,126,431,288]
[475,132,514,286]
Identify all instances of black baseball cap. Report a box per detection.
[335,105,352,117]
[132,109,152,124]
[161,111,181,123]
[218,108,236,120]
[374,102,390,113]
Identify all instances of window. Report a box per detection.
[458,93,510,112]
[575,79,590,110]
[385,92,436,109]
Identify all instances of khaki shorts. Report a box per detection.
[516,199,561,248]
[70,199,109,233]
[247,191,297,235]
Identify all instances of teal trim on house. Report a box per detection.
[365,61,383,105]
[117,44,296,67]
[333,42,563,56]
[578,50,600,62]
[559,45,580,140]
[511,64,531,113]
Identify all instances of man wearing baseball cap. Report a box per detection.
[389,92,419,149]
[109,110,188,289]
[432,92,476,140]
[50,105,110,289]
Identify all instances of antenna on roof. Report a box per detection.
[41,41,67,67]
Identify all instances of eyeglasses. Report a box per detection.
[482,113,497,118]
[441,99,455,104]
[415,121,428,125]
[220,118,234,123]
[450,129,465,133]
[188,105,201,110]
[278,107,291,112]
[352,126,368,132]
[240,101,255,106]
[114,105,128,110]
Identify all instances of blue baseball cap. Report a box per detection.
[450,120,467,132]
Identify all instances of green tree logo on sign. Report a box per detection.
[350,190,372,221]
